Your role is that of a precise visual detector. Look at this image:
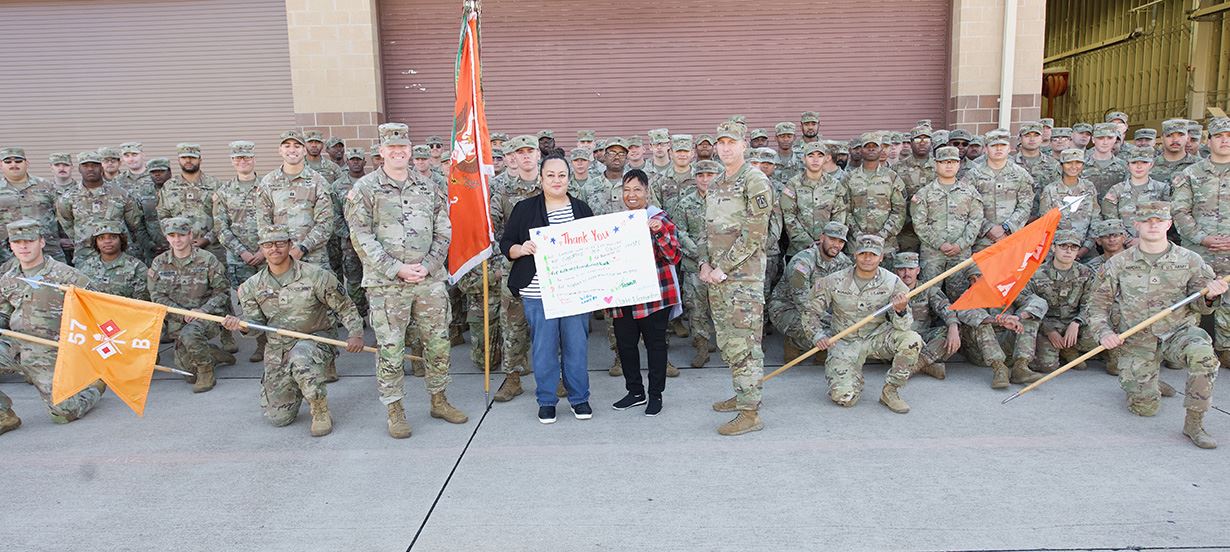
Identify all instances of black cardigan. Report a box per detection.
[499,193,594,297]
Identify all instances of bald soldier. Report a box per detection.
[224,226,366,437]
[768,221,852,363]
[0,219,103,433]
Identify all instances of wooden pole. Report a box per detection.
[760,257,975,383]
[0,329,191,376]
[1004,273,1230,404]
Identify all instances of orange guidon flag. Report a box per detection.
[951,206,1064,311]
[52,287,167,416]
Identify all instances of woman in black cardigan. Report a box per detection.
[500,153,595,424]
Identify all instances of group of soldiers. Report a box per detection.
[0,108,1227,447]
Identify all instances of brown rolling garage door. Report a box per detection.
[379,0,951,143]
[0,0,295,176]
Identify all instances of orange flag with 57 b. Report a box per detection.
[51,287,167,416]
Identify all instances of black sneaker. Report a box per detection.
[570,402,593,420]
[645,396,662,417]
[612,393,647,410]
[538,406,556,424]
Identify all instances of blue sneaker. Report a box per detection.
[538,406,556,424]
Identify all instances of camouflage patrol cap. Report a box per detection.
[1092,123,1118,138]
[1161,120,1188,136]
[5,219,41,242]
[647,128,670,144]
[826,140,848,155]
[822,221,849,240]
[280,129,306,145]
[576,129,596,142]
[1209,117,1230,136]
[1134,201,1171,222]
[176,143,201,158]
[948,129,973,143]
[889,132,904,144]
[1072,122,1094,134]
[692,160,722,175]
[1105,111,1129,124]
[716,121,747,141]
[934,146,961,162]
[1019,122,1043,136]
[369,145,382,158]
[91,220,126,238]
[985,130,1010,147]
[931,130,949,147]
[604,136,629,151]
[695,134,715,145]
[801,141,828,156]
[775,122,797,136]
[161,216,193,235]
[751,147,778,164]
[749,128,768,140]
[412,145,431,159]
[568,147,592,162]
[671,135,694,151]
[592,139,606,152]
[120,142,143,154]
[627,136,644,147]
[48,152,71,165]
[537,129,554,139]
[491,146,505,159]
[915,119,934,129]
[1059,148,1086,164]
[378,123,411,147]
[345,147,365,160]
[0,147,25,161]
[853,234,885,256]
[1126,146,1154,163]
[1133,128,1157,140]
[1039,118,1055,128]
[1188,121,1205,137]
[426,135,444,146]
[1051,127,1073,138]
[893,252,920,269]
[77,151,103,165]
[854,132,881,148]
[1091,218,1125,238]
[1053,230,1082,247]
[304,130,325,143]
[910,126,932,139]
[801,111,821,124]
[146,158,170,171]
[969,134,985,147]
[325,137,344,148]
[258,225,292,245]
[98,146,122,160]
[229,140,256,158]
[490,132,509,142]
[727,114,747,124]
[505,135,537,152]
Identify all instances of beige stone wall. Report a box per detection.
[949,0,1046,133]
[285,0,384,147]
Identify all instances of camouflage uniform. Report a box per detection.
[957,279,1048,368]
[674,179,716,348]
[1101,178,1170,238]
[331,166,367,315]
[651,164,695,220]
[147,236,231,382]
[768,232,852,352]
[1151,154,1198,184]
[1031,245,1099,371]
[910,163,984,296]
[965,154,1035,251]
[899,255,959,369]
[157,173,225,262]
[1082,154,1129,199]
[306,156,344,187]
[843,162,906,255]
[238,256,363,426]
[1013,151,1062,217]
[213,156,265,286]
[257,166,334,267]
[489,166,540,377]
[0,171,65,265]
[74,226,149,302]
[1171,149,1230,357]
[0,221,100,422]
[780,158,850,256]
[112,165,155,259]
[1038,177,1101,251]
[57,172,147,265]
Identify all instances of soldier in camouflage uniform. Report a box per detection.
[213,140,268,362]
[345,123,468,438]
[1085,218,1127,274]
[700,121,774,436]
[158,144,225,261]
[1013,122,1062,217]
[893,252,958,380]
[75,221,149,301]
[843,132,906,255]
[56,151,147,266]
[333,147,369,317]
[224,226,366,437]
[806,235,921,413]
[370,145,384,170]
[303,130,343,185]
[649,135,697,220]
[768,221,851,362]
[47,152,78,197]
[1171,116,1230,369]
[0,219,102,429]
[1102,146,1170,240]
[1082,123,1129,198]
[694,134,716,162]
[1151,120,1198,183]
[1040,149,1102,255]
[772,122,803,183]
[1049,127,1074,161]
[957,264,1048,389]
[645,128,673,177]
[413,145,447,190]
[675,160,720,368]
[1088,201,1224,449]
[1031,231,1101,373]
[147,217,232,393]
[257,131,335,267]
[966,130,1034,252]
[894,127,935,253]
[113,142,154,260]
[142,158,173,257]
[567,147,600,196]
[426,135,447,171]
[98,146,122,182]
[1071,122,1093,150]
[0,147,65,264]
[911,146,984,298]
[489,136,541,402]
[781,141,849,257]
[750,148,785,310]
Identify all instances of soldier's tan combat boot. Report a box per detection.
[990,361,1011,389]
[1159,380,1177,397]
[666,361,680,378]
[430,392,469,424]
[325,358,340,382]
[1060,349,1087,371]
[0,409,21,436]
[449,328,465,347]
[193,366,216,393]
[556,379,568,398]
[387,401,412,439]
[220,330,239,354]
[1183,409,1217,449]
[250,333,266,363]
[671,317,690,338]
[691,338,711,368]
[915,361,946,380]
[1104,351,1120,375]
[879,383,910,414]
[717,409,763,436]
[307,398,333,437]
[211,347,236,367]
[783,340,802,364]
[712,396,738,412]
[493,373,523,402]
[609,357,622,377]
[1009,358,1044,384]
[1219,350,1230,370]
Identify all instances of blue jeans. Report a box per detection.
[522,297,590,407]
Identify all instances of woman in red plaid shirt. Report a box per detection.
[608,169,682,416]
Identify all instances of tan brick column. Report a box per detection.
[948,0,1045,134]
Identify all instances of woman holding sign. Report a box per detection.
[609,170,682,416]
[501,153,595,424]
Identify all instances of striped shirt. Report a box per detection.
[519,204,575,299]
